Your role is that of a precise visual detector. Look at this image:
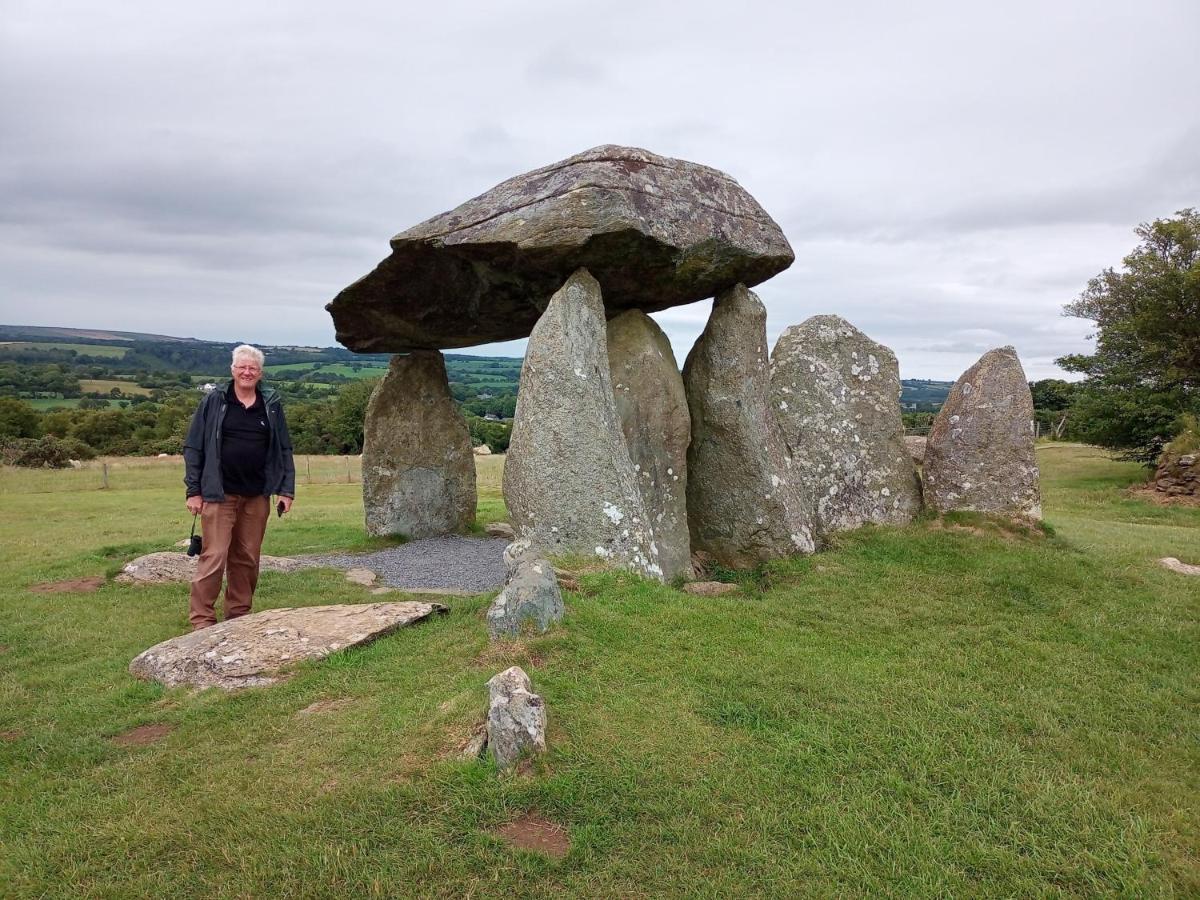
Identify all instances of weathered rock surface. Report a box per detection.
[682,581,739,597]
[1159,557,1200,576]
[487,556,564,639]
[129,602,447,690]
[923,347,1042,518]
[486,666,546,772]
[473,444,493,456]
[344,568,377,586]
[362,351,476,538]
[683,284,815,567]
[1154,453,1199,497]
[905,435,928,464]
[115,552,303,585]
[327,145,794,352]
[770,315,922,535]
[485,522,516,540]
[503,270,663,580]
[606,310,692,580]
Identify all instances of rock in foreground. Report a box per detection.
[771,315,921,536]
[607,309,692,581]
[362,350,476,538]
[486,666,547,772]
[503,269,663,580]
[684,284,815,567]
[923,347,1041,519]
[487,555,564,640]
[129,602,446,690]
[116,552,303,584]
[328,145,794,352]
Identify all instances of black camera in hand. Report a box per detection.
[187,513,202,556]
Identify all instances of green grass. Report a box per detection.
[21,397,114,410]
[264,363,387,379]
[1,445,1197,896]
[78,378,152,396]
[0,341,128,358]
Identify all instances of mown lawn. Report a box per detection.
[0,446,1196,897]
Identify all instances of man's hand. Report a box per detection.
[186,496,203,515]
[278,495,294,514]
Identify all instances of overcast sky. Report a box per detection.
[2,0,1196,380]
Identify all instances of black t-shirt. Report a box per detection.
[221,385,269,496]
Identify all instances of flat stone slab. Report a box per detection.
[327,145,794,352]
[115,552,303,585]
[1159,557,1200,576]
[129,602,447,690]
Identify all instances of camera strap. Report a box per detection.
[190,514,198,538]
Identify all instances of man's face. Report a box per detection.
[231,358,263,391]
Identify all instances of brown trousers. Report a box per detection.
[189,494,271,629]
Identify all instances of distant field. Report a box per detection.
[79,379,152,396]
[1,341,127,358]
[22,398,113,410]
[265,363,387,379]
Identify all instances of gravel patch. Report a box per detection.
[299,535,509,593]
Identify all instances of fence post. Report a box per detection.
[101,462,109,490]
[347,455,352,484]
[306,457,311,484]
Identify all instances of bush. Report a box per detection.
[1,436,82,468]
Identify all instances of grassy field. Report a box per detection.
[0,341,128,358]
[78,379,153,396]
[0,446,1196,897]
[265,363,387,379]
[21,397,121,410]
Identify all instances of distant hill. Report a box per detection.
[2,323,957,411]
[0,324,195,343]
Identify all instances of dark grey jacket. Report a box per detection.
[183,383,296,501]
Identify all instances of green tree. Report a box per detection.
[1058,209,1200,463]
[0,398,41,439]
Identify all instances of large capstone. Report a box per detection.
[770,315,922,535]
[923,346,1042,519]
[362,351,477,538]
[606,310,692,581]
[328,145,794,352]
[683,284,815,567]
[503,269,663,580]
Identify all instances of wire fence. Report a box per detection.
[0,455,364,495]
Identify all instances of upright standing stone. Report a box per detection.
[503,269,663,580]
[362,351,476,538]
[683,284,815,567]
[606,310,692,581]
[923,346,1042,519]
[770,315,922,536]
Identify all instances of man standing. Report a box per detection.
[183,344,296,630]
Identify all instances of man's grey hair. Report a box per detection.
[231,344,265,368]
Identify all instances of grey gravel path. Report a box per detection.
[298,535,510,593]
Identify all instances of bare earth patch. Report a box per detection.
[29,576,105,594]
[494,814,570,859]
[1127,485,1200,508]
[296,698,356,716]
[112,723,175,747]
[473,638,548,670]
[1,729,23,742]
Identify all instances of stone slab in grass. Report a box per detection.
[1159,557,1200,576]
[129,601,447,690]
[115,552,304,585]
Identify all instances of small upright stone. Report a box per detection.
[683,284,815,567]
[504,270,663,580]
[487,555,564,640]
[486,666,547,772]
[607,310,692,580]
[362,351,476,538]
[924,346,1041,519]
[770,315,921,536]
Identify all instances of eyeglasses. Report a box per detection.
[233,365,261,373]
